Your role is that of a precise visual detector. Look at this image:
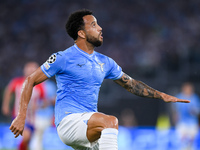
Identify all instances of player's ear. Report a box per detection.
[78,30,86,39]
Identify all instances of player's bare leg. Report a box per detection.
[18,127,31,150]
[87,112,118,150]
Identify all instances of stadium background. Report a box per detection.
[0,0,200,149]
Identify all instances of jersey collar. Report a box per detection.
[74,44,95,58]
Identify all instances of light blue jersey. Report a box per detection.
[175,93,200,125]
[41,44,123,126]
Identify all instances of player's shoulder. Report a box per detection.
[54,45,77,58]
[46,46,74,64]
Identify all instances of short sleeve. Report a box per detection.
[41,52,64,78]
[105,57,123,80]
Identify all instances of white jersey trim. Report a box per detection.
[41,65,51,78]
[113,71,123,80]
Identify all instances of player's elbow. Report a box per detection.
[25,75,36,87]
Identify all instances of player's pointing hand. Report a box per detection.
[161,93,190,103]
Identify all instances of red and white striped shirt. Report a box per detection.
[8,77,45,125]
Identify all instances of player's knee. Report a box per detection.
[106,115,118,129]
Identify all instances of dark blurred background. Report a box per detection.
[0,0,200,127]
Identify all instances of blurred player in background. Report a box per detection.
[118,108,137,150]
[2,62,45,150]
[9,9,190,150]
[31,79,56,150]
[173,82,200,150]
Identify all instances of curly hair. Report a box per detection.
[66,9,93,40]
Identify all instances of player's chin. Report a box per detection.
[99,38,103,44]
[95,40,103,47]
[98,35,103,42]
[100,39,103,45]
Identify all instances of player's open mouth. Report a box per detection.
[99,32,103,39]
[100,33,103,39]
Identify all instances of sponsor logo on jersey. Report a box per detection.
[98,63,104,72]
[77,63,85,67]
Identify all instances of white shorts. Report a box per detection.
[57,112,99,150]
[176,123,199,139]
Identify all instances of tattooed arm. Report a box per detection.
[114,73,190,103]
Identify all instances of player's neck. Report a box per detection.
[75,40,94,55]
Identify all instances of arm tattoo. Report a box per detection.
[115,73,163,99]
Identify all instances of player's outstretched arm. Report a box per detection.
[10,67,48,138]
[114,73,190,103]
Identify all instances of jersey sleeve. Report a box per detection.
[41,52,64,78]
[105,57,123,80]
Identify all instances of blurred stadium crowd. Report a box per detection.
[0,0,200,126]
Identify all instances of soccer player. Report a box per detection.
[2,62,45,150]
[173,82,200,149]
[31,79,56,150]
[9,9,190,150]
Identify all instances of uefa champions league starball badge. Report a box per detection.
[47,54,57,64]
